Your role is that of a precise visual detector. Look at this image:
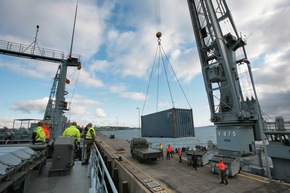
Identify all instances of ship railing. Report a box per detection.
[0,39,80,61]
[88,142,118,193]
[263,121,290,131]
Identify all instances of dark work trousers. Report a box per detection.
[85,140,94,162]
[166,152,170,160]
[220,170,228,184]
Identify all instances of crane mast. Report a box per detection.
[187,0,264,155]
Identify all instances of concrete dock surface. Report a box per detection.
[96,134,290,193]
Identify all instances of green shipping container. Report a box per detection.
[141,108,195,138]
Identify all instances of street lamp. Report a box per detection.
[136,108,140,128]
[136,107,140,132]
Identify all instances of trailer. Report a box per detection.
[130,138,162,162]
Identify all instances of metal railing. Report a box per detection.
[263,121,290,131]
[88,143,118,193]
[0,40,80,61]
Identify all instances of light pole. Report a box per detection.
[136,108,141,137]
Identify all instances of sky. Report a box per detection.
[0,0,289,129]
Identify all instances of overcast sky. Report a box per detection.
[0,0,289,128]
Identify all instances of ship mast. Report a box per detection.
[51,0,81,137]
[0,2,81,138]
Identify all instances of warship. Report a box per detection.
[0,0,289,192]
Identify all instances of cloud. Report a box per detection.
[259,91,290,121]
[89,60,111,72]
[252,48,290,121]
[254,49,290,94]
[75,69,104,88]
[10,97,48,114]
[69,97,100,116]
[121,92,146,101]
[9,94,101,123]
[109,83,145,101]
[95,108,107,118]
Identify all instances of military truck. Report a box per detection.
[130,138,163,162]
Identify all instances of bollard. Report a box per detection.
[123,181,129,193]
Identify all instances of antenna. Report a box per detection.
[33,25,40,54]
[69,0,78,58]
[23,25,41,54]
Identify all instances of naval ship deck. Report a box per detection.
[26,160,90,193]
[24,134,290,193]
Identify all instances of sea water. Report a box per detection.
[99,125,216,150]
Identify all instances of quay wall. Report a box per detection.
[95,140,150,193]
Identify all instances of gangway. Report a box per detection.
[0,39,68,63]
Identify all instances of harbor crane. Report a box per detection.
[187,0,290,182]
[187,0,264,156]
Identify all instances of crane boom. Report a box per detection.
[187,0,264,155]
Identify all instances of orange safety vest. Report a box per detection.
[43,126,50,140]
[217,161,226,171]
[178,148,182,155]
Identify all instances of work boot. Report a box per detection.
[219,181,224,184]
[225,182,228,185]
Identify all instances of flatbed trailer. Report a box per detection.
[130,138,162,162]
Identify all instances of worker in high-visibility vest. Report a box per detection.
[82,123,96,165]
[216,159,228,185]
[166,144,172,160]
[177,148,182,163]
[159,143,163,160]
[62,121,81,142]
[32,121,46,144]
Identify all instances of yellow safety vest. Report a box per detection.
[85,127,96,140]
[62,125,80,142]
[34,126,46,142]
